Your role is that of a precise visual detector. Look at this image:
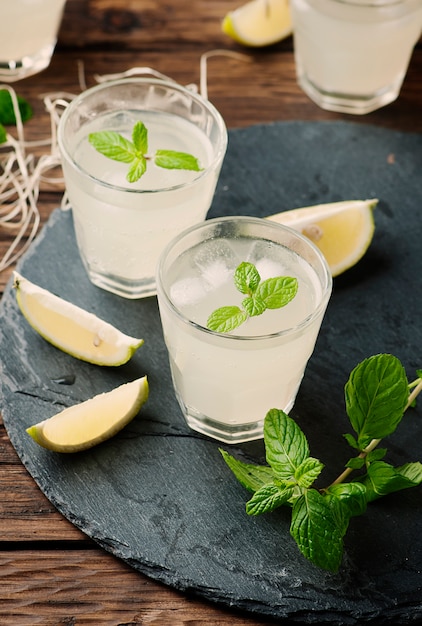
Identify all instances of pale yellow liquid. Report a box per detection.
[63,110,217,296]
[0,0,66,60]
[291,0,422,95]
[160,237,326,437]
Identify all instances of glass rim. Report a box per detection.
[156,215,333,342]
[57,76,228,195]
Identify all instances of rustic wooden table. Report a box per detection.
[1,1,421,624]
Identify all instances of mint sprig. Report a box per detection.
[221,353,422,572]
[206,261,298,333]
[88,121,203,183]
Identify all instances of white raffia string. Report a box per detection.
[0,86,75,271]
[0,50,250,272]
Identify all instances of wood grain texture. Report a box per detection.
[0,550,276,625]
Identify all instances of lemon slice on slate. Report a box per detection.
[13,272,143,366]
[267,199,377,277]
[27,377,149,452]
[222,0,292,47]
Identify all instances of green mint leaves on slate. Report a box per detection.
[88,120,203,183]
[221,353,422,573]
[207,261,298,333]
[0,89,33,145]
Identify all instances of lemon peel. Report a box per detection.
[222,0,292,47]
[13,272,143,365]
[267,199,377,277]
[26,377,149,452]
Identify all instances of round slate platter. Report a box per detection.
[1,121,422,625]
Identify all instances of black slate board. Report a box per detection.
[1,121,422,625]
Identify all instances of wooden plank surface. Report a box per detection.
[1,0,422,622]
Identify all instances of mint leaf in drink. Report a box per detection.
[234,262,261,295]
[132,120,148,154]
[155,150,202,171]
[257,276,298,309]
[221,354,422,572]
[0,90,32,125]
[242,294,266,317]
[88,131,137,163]
[206,262,298,333]
[127,157,147,183]
[88,120,202,183]
[206,305,247,333]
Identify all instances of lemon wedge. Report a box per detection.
[26,377,149,452]
[222,0,292,47]
[267,199,377,277]
[13,272,143,366]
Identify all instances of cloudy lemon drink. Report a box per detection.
[0,0,67,81]
[157,217,332,444]
[290,0,422,114]
[58,78,227,299]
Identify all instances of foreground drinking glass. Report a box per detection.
[0,0,67,82]
[156,216,332,444]
[58,78,227,299]
[290,0,422,115]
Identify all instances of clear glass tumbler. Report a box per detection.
[58,78,228,299]
[156,216,332,444]
[0,0,67,82]
[290,0,422,114]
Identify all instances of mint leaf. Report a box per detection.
[257,276,298,309]
[357,460,422,502]
[345,354,409,448]
[295,457,324,489]
[325,482,367,519]
[242,295,266,318]
[290,489,344,573]
[220,353,422,573]
[206,262,298,333]
[0,90,32,125]
[343,432,360,450]
[345,457,366,470]
[0,123,6,144]
[234,262,260,295]
[89,131,137,163]
[155,150,202,171]
[246,482,294,515]
[264,409,310,480]
[366,448,387,462]
[127,157,147,183]
[88,120,202,182]
[220,449,275,492]
[206,306,247,333]
[132,121,148,153]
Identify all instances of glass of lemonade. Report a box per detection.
[58,78,228,299]
[156,216,332,444]
[290,0,422,115]
[0,0,67,82]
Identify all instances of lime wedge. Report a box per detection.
[267,199,377,277]
[222,0,292,47]
[27,377,149,452]
[13,272,143,366]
